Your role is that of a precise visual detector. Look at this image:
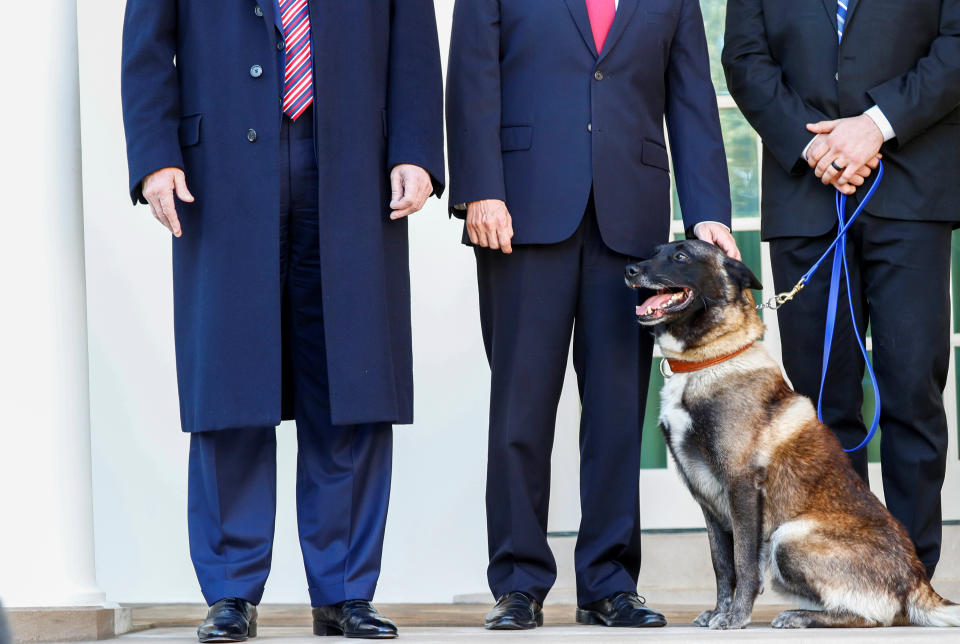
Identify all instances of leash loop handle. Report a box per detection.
[820,182,882,454]
[813,162,885,453]
[758,161,885,453]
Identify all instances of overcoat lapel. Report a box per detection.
[257,1,279,47]
[564,0,599,58]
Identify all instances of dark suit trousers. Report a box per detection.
[476,199,654,605]
[771,212,951,579]
[187,108,393,607]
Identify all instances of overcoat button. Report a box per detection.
[250,64,263,78]
[254,5,263,17]
[594,70,604,81]
[247,129,258,142]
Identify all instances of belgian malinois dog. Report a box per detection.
[624,240,959,630]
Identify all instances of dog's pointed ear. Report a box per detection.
[723,257,763,291]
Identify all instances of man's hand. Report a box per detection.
[695,222,741,261]
[390,164,434,219]
[142,167,194,237]
[466,199,514,254]
[834,155,881,195]
[805,115,884,188]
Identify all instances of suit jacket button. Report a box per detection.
[594,70,604,81]
[250,64,263,78]
[277,40,285,51]
[247,129,258,142]
[254,5,263,17]
[587,123,592,132]
[835,72,839,81]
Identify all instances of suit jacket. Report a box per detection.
[446,0,731,259]
[723,0,960,240]
[121,0,444,431]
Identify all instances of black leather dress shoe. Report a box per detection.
[197,598,257,642]
[576,592,666,627]
[484,591,543,630]
[312,600,397,639]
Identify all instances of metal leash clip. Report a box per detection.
[756,279,806,311]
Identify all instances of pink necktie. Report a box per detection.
[279,0,314,121]
[586,0,616,54]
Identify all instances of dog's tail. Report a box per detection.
[907,581,960,626]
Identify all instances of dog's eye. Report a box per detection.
[673,251,689,263]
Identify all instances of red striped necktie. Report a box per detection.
[585,0,616,54]
[279,0,314,121]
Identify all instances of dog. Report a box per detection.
[624,239,960,630]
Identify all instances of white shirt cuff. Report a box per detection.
[801,135,818,162]
[864,105,896,141]
[693,221,730,238]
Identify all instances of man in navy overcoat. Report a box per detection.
[447,0,738,630]
[121,1,444,639]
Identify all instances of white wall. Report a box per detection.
[76,0,588,605]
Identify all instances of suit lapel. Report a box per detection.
[842,0,862,37]
[820,0,838,34]
[597,0,639,63]
[564,0,599,58]
[822,0,861,39]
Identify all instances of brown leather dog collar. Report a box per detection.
[661,342,756,377]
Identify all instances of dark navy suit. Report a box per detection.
[724,0,960,579]
[121,0,443,606]
[447,0,731,605]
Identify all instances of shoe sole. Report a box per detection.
[484,612,544,630]
[313,622,397,639]
[576,609,666,628]
[198,622,257,642]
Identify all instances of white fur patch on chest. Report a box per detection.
[659,371,730,520]
[657,331,685,356]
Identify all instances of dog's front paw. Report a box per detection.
[694,609,716,627]
[709,611,749,630]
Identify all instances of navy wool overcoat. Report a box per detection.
[121,0,445,432]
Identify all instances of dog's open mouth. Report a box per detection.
[636,287,694,320]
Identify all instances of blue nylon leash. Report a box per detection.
[758,161,885,453]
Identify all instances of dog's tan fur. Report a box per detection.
[626,240,959,629]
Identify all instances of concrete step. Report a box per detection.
[107,624,960,644]
[454,524,960,606]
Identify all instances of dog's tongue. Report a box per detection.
[637,292,675,316]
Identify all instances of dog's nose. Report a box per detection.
[625,263,642,279]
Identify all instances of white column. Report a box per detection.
[0,0,104,607]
